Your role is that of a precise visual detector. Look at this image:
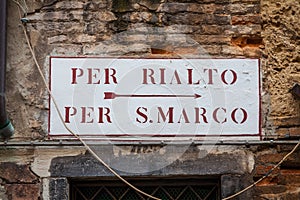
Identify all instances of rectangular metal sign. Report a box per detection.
[49,57,260,140]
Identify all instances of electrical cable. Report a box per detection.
[11,0,27,16]
[12,1,160,199]
[11,1,300,200]
[222,140,300,200]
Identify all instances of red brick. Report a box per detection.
[221,45,243,56]
[256,148,300,167]
[254,165,280,176]
[243,46,261,57]
[202,45,222,55]
[289,127,300,137]
[276,127,300,138]
[272,116,300,127]
[201,25,224,34]
[255,185,287,195]
[5,184,40,200]
[231,15,261,25]
[256,176,279,186]
[278,170,300,185]
[276,128,291,139]
[0,163,38,183]
[257,153,285,164]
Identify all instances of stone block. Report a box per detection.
[221,174,241,198]
[112,0,134,12]
[0,181,8,200]
[75,34,96,43]
[49,178,68,200]
[139,0,161,11]
[48,35,68,44]
[84,22,107,35]
[221,174,254,200]
[49,146,253,177]
[98,11,117,22]
[28,10,83,22]
[54,1,84,10]
[0,149,35,164]
[159,3,189,13]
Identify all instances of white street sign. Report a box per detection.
[49,58,261,140]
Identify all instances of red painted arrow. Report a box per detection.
[104,92,201,100]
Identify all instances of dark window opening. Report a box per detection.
[70,177,220,200]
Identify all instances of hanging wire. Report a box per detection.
[10,1,300,200]
[223,140,300,200]
[11,1,160,200]
[11,0,27,16]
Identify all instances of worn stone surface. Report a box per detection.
[48,178,68,200]
[0,148,34,164]
[49,145,253,177]
[221,174,253,200]
[31,147,86,177]
[0,179,8,200]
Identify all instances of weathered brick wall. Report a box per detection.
[6,0,263,140]
[1,0,299,200]
[261,0,300,139]
[253,145,300,199]
[6,0,298,141]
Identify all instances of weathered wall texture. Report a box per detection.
[0,0,299,200]
[5,0,299,141]
[6,0,264,140]
[261,0,300,139]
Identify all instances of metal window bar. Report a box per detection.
[70,177,220,200]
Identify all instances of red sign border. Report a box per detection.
[48,56,262,140]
